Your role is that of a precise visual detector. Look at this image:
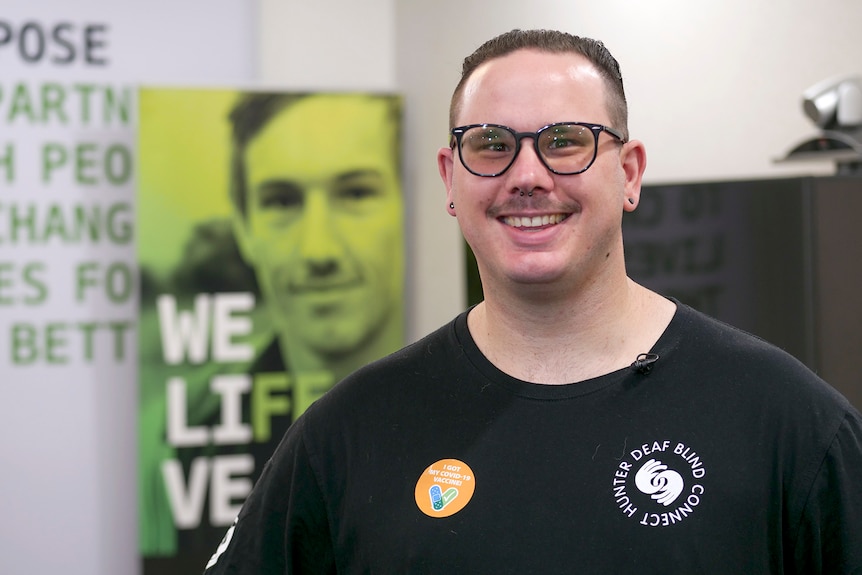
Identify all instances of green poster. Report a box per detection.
[137,89,405,573]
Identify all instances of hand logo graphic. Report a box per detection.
[635,458,684,506]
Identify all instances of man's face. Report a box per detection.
[236,95,403,360]
[438,49,641,294]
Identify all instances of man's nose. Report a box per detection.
[297,191,343,266]
[507,137,554,191]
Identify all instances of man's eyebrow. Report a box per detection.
[256,179,302,191]
[333,169,383,183]
[255,169,384,192]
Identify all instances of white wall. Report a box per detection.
[258,0,396,91]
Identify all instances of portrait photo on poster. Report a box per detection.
[136,88,405,573]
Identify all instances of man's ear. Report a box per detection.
[438,146,457,215]
[620,139,647,212]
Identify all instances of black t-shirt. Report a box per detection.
[204,303,862,574]
[144,341,289,575]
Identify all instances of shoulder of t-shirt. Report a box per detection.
[671,300,854,412]
[673,301,812,366]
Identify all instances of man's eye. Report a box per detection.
[470,136,511,153]
[543,127,591,151]
[337,184,380,201]
[258,184,303,209]
[548,137,577,149]
[484,142,510,152]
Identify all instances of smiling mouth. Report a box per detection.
[501,213,569,228]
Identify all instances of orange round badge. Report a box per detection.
[414,459,476,518]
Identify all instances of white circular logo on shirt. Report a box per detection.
[610,439,707,527]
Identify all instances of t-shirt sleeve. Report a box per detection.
[202,417,336,575]
[791,409,862,574]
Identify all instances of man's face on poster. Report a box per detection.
[235,94,403,360]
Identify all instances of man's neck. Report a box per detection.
[468,276,676,385]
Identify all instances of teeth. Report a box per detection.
[503,214,566,228]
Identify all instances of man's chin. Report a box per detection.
[294,326,369,358]
[275,307,390,360]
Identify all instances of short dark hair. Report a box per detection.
[229,92,307,217]
[449,29,629,140]
[228,92,402,216]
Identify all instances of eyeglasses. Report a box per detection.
[450,122,627,177]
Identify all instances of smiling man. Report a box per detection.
[230,93,404,401]
[205,30,862,574]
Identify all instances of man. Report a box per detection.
[204,30,862,574]
[230,92,405,410]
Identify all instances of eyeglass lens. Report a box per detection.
[459,124,598,176]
